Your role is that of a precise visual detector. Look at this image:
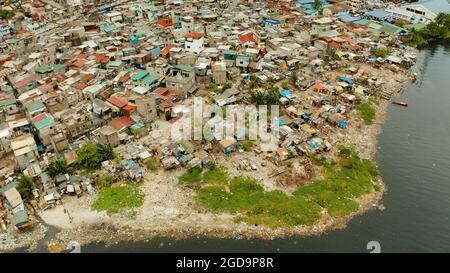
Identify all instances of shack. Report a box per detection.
[218,137,238,154]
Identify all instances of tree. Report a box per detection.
[0,9,15,20]
[251,88,280,106]
[96,143,116,162]
[209,82,218,92]
[291,72,298,84]
[312,0,321,10]
[374,46,390,58]
[435,13,450,30]
[47,158,68,178]
[281,79,289,89]
[76,143,103,171]
[17,175,34,200]
[325,47,341,61]
[222,82,232,90]
[393,19,406,28]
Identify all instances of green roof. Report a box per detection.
[26,100,45,112]
[35,64,53,74]
[142,74,160,85]
[380,22,404,34]
[35,116,53,130]
[174,64,194,72]
[0,98,16,107]
[107,61,122,68]
[132,70,149,81]
[53,64,67,72]
[224,50,237,55]
[2,85,14,94]
[237,54,251,61]
[102,23,117,33]
[13,210,29,227]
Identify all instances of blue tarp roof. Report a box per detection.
[151,47,160,55]
[122,159,142,178]
[277,119,285,126]
[264,19,280,25]
[340,76,353,84]
[280,90,293,97]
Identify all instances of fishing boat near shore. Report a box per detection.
[392,100,409,107]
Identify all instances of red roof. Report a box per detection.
[107,97,128,108]
[108,117,135,132]
[94,54,109,63]
[31,113,48,125]
[239,34,256,45]
[160,45,175,56]
[312,82,325,91]
[185,32,204,39]
[72,59,87,68]
[72,82,88,90]
[123,104,136,111]
[157,18,173,28]
[118,72,131,83]
[55,73,68,82]
[81,73,95,82]
[160,100,175,108]
[15,74,38,88]
[37,83,54,92]
[329,42,342,49]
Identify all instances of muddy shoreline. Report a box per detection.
[45,96,393,252]
[6,67,412,253]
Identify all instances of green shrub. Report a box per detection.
[146,157,160,173]
[17,175,34,200]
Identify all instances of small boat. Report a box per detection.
[392,100,408,107]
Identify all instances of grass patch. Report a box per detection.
[202,168,229,184]
[355,98,376,125]
[240,141,254,152]
[146,156,160,173]
[92,183,144,214]
[178,165,229,185]
[179,167,203,184]
[194,146,379,228]
[97,175,114,189]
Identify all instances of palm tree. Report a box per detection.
[96,143,115,161]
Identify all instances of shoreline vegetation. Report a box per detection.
[25,62,414,252]
[403,13,450,47]
[191,146,379,228]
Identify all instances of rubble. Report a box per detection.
[0,0,420,251]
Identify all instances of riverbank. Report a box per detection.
[28,66,413,252]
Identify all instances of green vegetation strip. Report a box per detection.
[403,13,450,47]
[355,97,377,125]
[92,183,144,214]
[188,147,378,228]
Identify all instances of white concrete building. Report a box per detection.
[184,32,205,54]
[386,0,450,24]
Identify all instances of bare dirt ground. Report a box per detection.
[17,65,412,251]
